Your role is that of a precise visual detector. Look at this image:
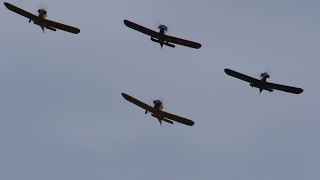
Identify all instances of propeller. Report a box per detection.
[37,2,49,11]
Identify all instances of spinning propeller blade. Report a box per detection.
[37,2,49,11]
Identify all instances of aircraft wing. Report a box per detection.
[164,35,201,49]
[44,19,80,34]
[122,93,158,114]
[123,20,159,38]
[224,69,260,84]
[4,2,38,20]
[121,93,194,126]
[265,82,303,94]
[157,109,194,126]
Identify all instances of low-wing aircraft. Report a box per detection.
[4,2,80,34]
[121,93,194,126]
[224,68,304,95]
[123,20,201,49]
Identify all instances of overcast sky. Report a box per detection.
[1,0,320,180]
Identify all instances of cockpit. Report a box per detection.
[260,72,270,79]
[158,25,168,32]
[153,100,162,105]
[38,9,47,17]
[153,100,163,110]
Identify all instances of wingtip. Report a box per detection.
[224,68,231,73]
[121,92,129,99]
[4,2,9,7]
[196,44,202,49]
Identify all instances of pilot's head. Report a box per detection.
[158,25,167,31]
[260,72,270,79]
[153,100,162,104]
[38,9,47,14]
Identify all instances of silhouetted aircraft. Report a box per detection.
[224,69,304,95]
[123,20,201,49]
[4,2,80,34]
[121,93,194,126]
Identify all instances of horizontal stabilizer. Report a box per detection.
[163,118,174,124]
[46,26,56,31]
[164,41,175,48]
[151,114,173,124]
[151,37,175,48]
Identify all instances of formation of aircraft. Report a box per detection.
[123,20,202,49]
[4,2,80,34]
[121,93,194,126]
[224,69,304,95]
[3,2,305,128]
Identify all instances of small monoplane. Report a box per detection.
[4,2,80,34]
[224,69,303,95]
[121,93,194,126]
[123,20,201,49]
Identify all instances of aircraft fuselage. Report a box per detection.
[157,29,166,47]
[148,100,165,124]
[150,26,175,48]
[29,9,56,33]
[250,76,273,94]
[143,99,174,125]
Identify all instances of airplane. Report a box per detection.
[121,93,194,126]
[123,20,201,49]
[224,68,304,95]
[3,2,80,34]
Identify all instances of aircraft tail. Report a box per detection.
[46,26,56,31]
[163,118,173,124]
[150,37,175,48]
[164,41,175,48]
[151,114,173,124]
[33,21,56,32]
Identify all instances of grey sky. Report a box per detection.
[1,0,319,179]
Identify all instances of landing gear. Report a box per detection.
[145,110,148,114]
